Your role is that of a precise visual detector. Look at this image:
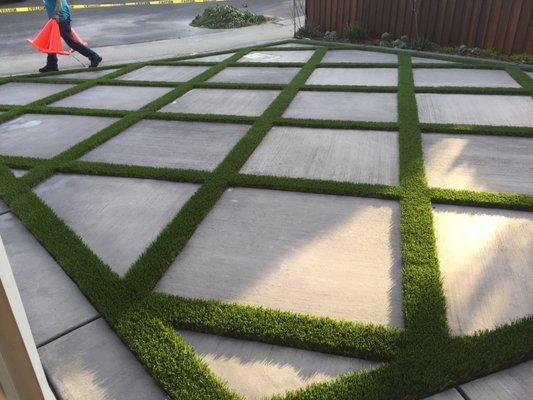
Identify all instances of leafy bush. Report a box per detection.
[191,5,267,29]
[323,31,338,41]
[510,53,533,63]
[295,24,323,38]
[458,44,469,55]
[343,24,368,42]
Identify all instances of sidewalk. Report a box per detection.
[0,18,294,76]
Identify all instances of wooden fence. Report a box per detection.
[305,0,533,54]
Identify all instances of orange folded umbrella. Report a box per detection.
[26,19,87,55]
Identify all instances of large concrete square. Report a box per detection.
[322,50,397,64]
[307,68,398,86]
[157,188,403,327]
[50,85,172,111]
[414,68,520,88]
[423,133,533,194]
[422,390,464,400]
[433,205,533,336]
[39,318,168,400]
[416,94,533,126]
[34,174,199,276]
[0,213,98,346]
[208,67,300,84]
[0,82,74,105]
[284,91,397,122]
[411,57,454,64]
[81,119,249,171]
[459,360,533,400]
[159,88,280,116]
[50,69,119,80]
[241,127,399,185]
[180,330,378,400]
[238,51,314,63]
[117,66,209,82]
[0,114,118,158]
[181,52,235,63]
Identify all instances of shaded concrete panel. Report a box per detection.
[157,188,403,327]
[51,85,172,111]
[118,65,209,82]
[208,67,300,84]
[460,360,533,400]
[422,389,464,400]
[283,91,397,122]
[411,57,454,64]
[241,127,399,185]
[182,52,235,63]
[416,94,533,127]
[526,71,533,79]
[11,169,27,177]
[0,114,118,158]
[414,68,520,88]
[322,50,397,63]
[307,68,398,86]
[0,213,98,346]
[433,205,533,336]
[39,319,168,400]
[50,69,118,80]
[180,330,378,400]
[160,88,280,116]
[268,43,317,48]
[34,174,199,276]
[238,51,314,63]
[422,133,533,194]
[0,82,74,105]
[81,119,250,171]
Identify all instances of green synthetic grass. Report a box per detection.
[0,40,532,399]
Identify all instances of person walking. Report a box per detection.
[39,0,102,73]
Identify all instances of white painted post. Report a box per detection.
[0,235,54,400]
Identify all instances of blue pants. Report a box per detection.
[47,19,99,66]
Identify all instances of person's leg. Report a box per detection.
[39,54,58,73]
[58,20,101,65]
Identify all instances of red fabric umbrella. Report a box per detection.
[26,19,87,56]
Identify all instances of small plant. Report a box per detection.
[458,44,469,55]
[191,4,267,29]
[295,24,323,38]
[393,37,409,49]
[323,31,338,41]
[510,53,533,63]
[412,37,438,51]
[470,47,481,56]
[379,32,392,47]
[343,24,368,42]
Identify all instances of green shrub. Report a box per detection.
[323,31,338,41]
[509,53,533,64]
[343,24,368,42]
[295,24,323,38]
[191,5,267,29]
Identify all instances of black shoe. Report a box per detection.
[39,65,59,73]
[89,55,102,68]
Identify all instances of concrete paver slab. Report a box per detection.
[0,114,118,158]
[411,57,453,64]
[157,188,403,327]
[160,88,280,116]
[0,213,98,346]
[322,50,397,64]
[283,91,397,122]
[416,94,533,127]
[81,119,249,171]
[208,67,300,84]
[526,71,533,79]
[10,169,26,178]
[180,330,378,400]
[49,69,119,80]
[433,205,533,336]
[39,318,168,400]
[241,127,399,185]
[414,68,520,88]
[269,43,316,48]
[51,85,172,111]
[0,82,74,105]
[460,360,533,400]
[422,389,464,400]
[238,51,314,63]
[423,133,533,194]
[181,52,235,63]
[117,65,209,82]
[307,68,398,86]
[34,174,199,276]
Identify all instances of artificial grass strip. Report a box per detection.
[429,187,533,211]
[414,86,528,95]
[507,65,533,95]
[421,123,533,137]
[302,85,398,93]
[276,117,399,131]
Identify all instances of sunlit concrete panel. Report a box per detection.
[284,91,397,122]
[322,50,397,63]
[180,330,378,400]
[422,389,464,400]
[422,133,533,194]
[433,205,533,336]
[307,68,398,86]
[117,66,209,82]
[182,52,235,63]
[157,188,403,327]
[50,69,118,80]
[238,51,314,63]
[0,82,74,105]
[208,67,300,84]
[51,85,172,110]
[0,114,118,158]
[417,94,533,127]
[241,127,399,185]
[414,68,520,88]
[81,119,249,171]
[39,319,167,400]
[160,88,280,116]
[0,213,98,346]
[460,360,533,400]
[34,174,199,276]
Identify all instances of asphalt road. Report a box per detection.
[0,0,296,57]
